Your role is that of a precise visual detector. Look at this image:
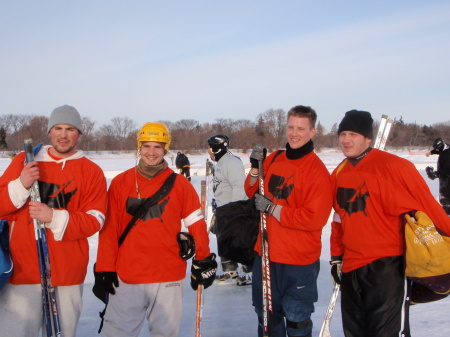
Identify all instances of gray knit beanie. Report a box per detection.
[47,105,83,133]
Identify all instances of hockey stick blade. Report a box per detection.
[373,115,388,149]
[378,119,393,151]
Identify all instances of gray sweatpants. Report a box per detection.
[103,277,185,337]
[0,282,83,337]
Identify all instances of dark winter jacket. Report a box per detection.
[431,145,450,178]
[175,153,190,169]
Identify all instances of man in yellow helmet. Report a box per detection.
[95,122,216,337]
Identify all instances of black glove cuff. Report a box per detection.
[250,158,259,169]
[330,255,343,265]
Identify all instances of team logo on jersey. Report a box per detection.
[268,174,294,201]
[126,196,170,221]
[336,183,369,216]
[38,180,77,208]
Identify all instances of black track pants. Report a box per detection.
[340,256,411,337]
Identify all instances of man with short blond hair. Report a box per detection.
[246,105,333,337]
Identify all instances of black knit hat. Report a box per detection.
[338,110,374,139]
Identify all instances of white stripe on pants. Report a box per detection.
[103,278,185,337]
[0,282,83,337]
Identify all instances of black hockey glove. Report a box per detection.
[255,193,275,214]
[426,166,439,180]
[101,272,119,295]
[330,257,343,286]
[191,253,217,291]
[250,145,267,169]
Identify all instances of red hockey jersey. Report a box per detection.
[96,167,210,284]
[0,148,107,286]
[245,150,333,265]
[331,149,450,273]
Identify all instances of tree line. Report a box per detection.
[0,110,449,154]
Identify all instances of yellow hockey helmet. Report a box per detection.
[137,123,171,151]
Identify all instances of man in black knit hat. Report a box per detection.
[329,110,450,337]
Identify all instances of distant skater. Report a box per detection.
[426,138,450,215]
[176,151,191,181]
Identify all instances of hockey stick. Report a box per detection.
[24,139,61,337]
[373,115,394,151]
[373,114,388,149]
[205,159,216,234]
[195,284,203,337]
[195,180,207,337]
[378,118,393,151]
[258,150,273,336]
[204,160,210,227]
[319,283,340,337]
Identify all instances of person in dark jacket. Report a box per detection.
[175,152,191,181]
[426,138,450,215]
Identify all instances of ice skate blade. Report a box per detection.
[236,281,252,286]
[215,279,237,285]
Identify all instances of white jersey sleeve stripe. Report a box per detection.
[183,208,204,227]
[8,178,31,209]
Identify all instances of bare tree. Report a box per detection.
[156,120,176,132]
[6,114,34,151]
[210,118,239,138]
[19,116,48,146]
[111,117,136,139]
[171,119,200,152]
[99,117,137,151]
[98,124,119,151]
[255,109,286,151]
[2,112,450,152]
[314,121,326,151]
[432,121,450,142]
[0,114,15,133]
[78,117,97,152]
[232,119,255,152]
[321,122,338,148]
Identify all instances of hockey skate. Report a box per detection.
[236,265,252,286]
[215,270,238,285]
[236,272,252,286]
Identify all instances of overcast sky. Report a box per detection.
[1,1,449,131]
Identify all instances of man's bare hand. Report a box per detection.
[29,201,53,223]
[20,161,39,189]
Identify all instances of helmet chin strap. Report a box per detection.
[210,147,221,154]
[214,149,228,162]
[134,154,141,198]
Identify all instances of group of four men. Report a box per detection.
[0,104,449,337]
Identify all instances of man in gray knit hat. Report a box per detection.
[0,105,107,337]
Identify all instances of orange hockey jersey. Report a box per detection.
[245,150,333,265]
[0,148,107,286]
[96,167,210,284]
[331,149,450,273]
